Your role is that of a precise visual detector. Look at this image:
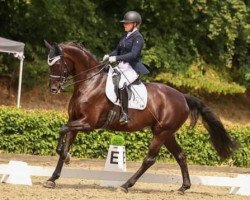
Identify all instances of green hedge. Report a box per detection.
[0,106,249,167]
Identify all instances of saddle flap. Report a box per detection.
[105,67,147,110]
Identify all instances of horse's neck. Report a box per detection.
[69,50,98,79]
[72,58,106,90]
[64,45,97,78]
[74,61,100,82]
[65,45,105,93]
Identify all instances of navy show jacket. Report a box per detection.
[109,30,149,75]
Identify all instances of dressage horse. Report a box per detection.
[44,41,237,193]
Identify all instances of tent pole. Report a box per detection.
[17,58,24,108]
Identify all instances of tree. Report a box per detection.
[0,0,249,93]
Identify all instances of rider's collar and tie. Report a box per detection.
[126,28,138,38]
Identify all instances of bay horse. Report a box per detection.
[44,41,237,193]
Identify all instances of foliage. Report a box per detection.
[155,67,246,95]
[0,106,249,167]
[0,106,66,155]
[110,135,125,146]
[0,0,249,93]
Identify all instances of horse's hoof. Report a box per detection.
[117,186,128,193]
[177,190,185,195]
[64,153,71,165]
[43,180,56,188]
[177,185,190,195]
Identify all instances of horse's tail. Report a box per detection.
[184,94,238,160]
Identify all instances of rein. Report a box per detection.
[62,62,109,88]
[67,61,108,81]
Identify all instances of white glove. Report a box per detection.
[109,56,117,63]
[102,54,109,61]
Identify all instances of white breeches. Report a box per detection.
[113,62,139,89]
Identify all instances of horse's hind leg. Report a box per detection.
[164,135,191,194]
[43,131,77,188]
[120,136,163,192]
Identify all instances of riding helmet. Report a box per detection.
[120,11,142,24]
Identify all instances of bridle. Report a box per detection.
[48,54,109,90]
[48,55,70,90]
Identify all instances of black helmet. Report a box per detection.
[120,11,142,24]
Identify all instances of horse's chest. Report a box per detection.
[70,89,105,117]
[72,95,99,111]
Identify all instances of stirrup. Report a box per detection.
[119,113,130,124]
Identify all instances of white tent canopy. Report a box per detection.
[0,37,25,108]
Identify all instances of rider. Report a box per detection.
[103,11,149,124]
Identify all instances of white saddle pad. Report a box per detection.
[105,67,147,110]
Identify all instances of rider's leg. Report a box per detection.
[112,68,121,102]
[115,62,139,124]
[119,83,130,124]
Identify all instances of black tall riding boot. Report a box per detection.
[119,86,130,124]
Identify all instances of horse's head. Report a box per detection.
[45,40,104,94]
[45,40,70,94]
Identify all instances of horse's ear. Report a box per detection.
[44,40,53,50]
[53,42,63,56]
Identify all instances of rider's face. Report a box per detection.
[123,22,135,32]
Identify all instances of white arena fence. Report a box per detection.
[0,160,249,196]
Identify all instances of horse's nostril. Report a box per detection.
[50,88,58,94]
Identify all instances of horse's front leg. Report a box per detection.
[43,130,77,188]
[55,126,68,155]
[44,118,92,188]
[61,118,93,133]
[57,119,93,162]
